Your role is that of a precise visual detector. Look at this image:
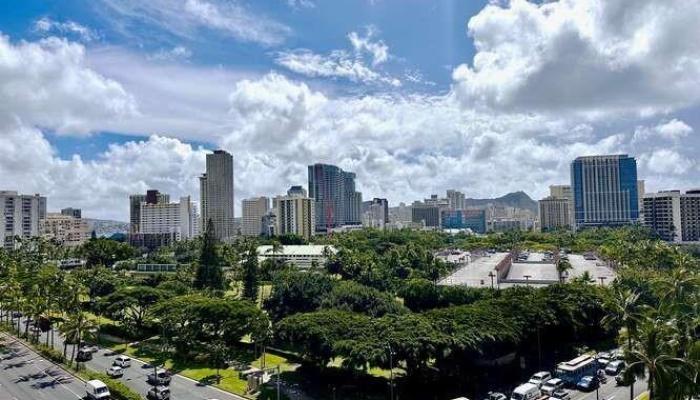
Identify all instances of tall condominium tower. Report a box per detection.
[241,196,270,236]
[643,190,700,243]
[200,150,235,240]
[0,191,47,249]
[571,154,639,230]
[275,188,315,240]
[308,163,362,232]
[129,190,169,234]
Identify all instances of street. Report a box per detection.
[0,335,84,400]
[9,318,246,400]
[568,376,644,400]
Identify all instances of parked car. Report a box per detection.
[106,366,124,378]
[540,378,564,395]
[596,352,612,367]
[147,368,171,385]
[528,371,552,388]
[605,360,625,375]
[549,388,571,400]
[80,344,99,354]
[576,375,599,391]
[147,386,171,400]
[510,383,540,400]
[484,392,507,400]
[113,355,131,368]
[85,379,110,400]
[76,349,93,362]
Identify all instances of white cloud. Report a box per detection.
[452,0,700,116]
[634,119,694,143]
[149,46,193,61]
[274,28,398,86]
[33,17,98,42]
[643,149,694,175]
[0,35,136,135]
[286,0,315,8]
[97,0,290,46]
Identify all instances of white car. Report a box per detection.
[540,378,564,395]
[113,355,131,368]
[80,345,99,354]
[106,366,124,378]
[527,371,552,388]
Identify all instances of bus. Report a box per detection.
[555,355,598,386]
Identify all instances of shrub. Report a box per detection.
[36,344,65,364]
[82,371,143,400]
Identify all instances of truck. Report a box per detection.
[85,379,111,400]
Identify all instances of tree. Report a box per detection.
[194,219,225,290]
[242,243,259,302]
[264,270,333,321]
[79,238,136,267]
[556,258,573,283]
[102,286,165,336]
[320,281,407,317]
[59,311,96,366]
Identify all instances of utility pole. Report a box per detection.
[488,271,495,289]
[387,343,394,400]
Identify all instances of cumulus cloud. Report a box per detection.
[97,0,290,46]
[634,119,694,143]
[643,149,694,175]
[34,17,98,42]
[452,0,700,116]
[274,27,399,86]
[0,35,136,134]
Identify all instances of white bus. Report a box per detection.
[556,354,598,386]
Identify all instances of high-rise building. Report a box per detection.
[539,196,571,232]
[0,191,47,249]
[389,202,412,223]
[441,209,486,233]
[446,190,466,210]
[643,190,700,243]
[276,190,315,240]
[571,154,639,230]
[60,207,82,219]
[361,198,389,229]
[241,197,270,236]
[140,196,199,240]
[41,213,90,247]
[287,185,307,198]
[307,163,362,232]
[200,150,235,240]
[129,190,169,234]
[411,203,440,228]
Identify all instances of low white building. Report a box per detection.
[256,245,337,268]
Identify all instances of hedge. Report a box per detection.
[82,370,144,400]
[36,344,65,364]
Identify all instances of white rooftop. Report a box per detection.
[256,245,337,256]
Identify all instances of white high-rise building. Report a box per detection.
[241,197,270,236]
[538,197,571,232]
[0,191,47,249]
[200,150,235,240]
[41,213,90,247]
[140,196,199,241]
[275,188,315,240]
[643,190,700,244]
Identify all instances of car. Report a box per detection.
[80,344,99,353]
[483,392,507,400]
[576,375,599,391]
[540,378,564,395]
[615,370,634,386]
[605,360,625,375]
[147,368,172,385]
[147,386,171,400]
[549,388,571,400]
[76,349,93,362]
[527,371,552,388]
[85,379,110,400]
[510,383,540,400]
[106,366,124,378]
[113,355,131,368]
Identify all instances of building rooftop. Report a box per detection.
[256,245,337,256]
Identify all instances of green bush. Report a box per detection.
[82,371,143,400]
[36,344,65,364]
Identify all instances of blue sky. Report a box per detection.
[0,0,698,220]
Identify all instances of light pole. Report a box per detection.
[523,275,531,286]
[598,276,607,286]
[488,271,495,289]
[387,343,394,400]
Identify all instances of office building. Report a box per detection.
[0,191,47,249]
[441,209,486,233]
[446,190,466,210]
[412,203,440,228]
[241,197,270,236]
[389,202,412,223]
[539,196,571,231]
[308,163,362,232]
[275,190,315,240]
[489,218,522,232]
[60,207,82,219]
[139,196,199,241]
[571,154,639,230]
[643,190,700,243]
[41,213,90,247]
[287,185,307,198]
[362,198,389,229]
[129,190,169,234]
[200,150,235,240]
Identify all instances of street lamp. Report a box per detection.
[488,271,495,289]
[387,343,395,400]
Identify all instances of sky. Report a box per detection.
[0,0,699,221]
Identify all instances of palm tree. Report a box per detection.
[556,258,572,283]
[59,311,96,367]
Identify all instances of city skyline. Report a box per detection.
[0,0,699,221]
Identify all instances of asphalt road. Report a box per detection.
[0,335,84,400]
[568,376,644,400]
[12,318,246,400]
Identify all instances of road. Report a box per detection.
[568,376,644,400]
[11,318,246,400]
[0,335,84,400]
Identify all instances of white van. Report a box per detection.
[113,355,131,368]
[510,383,540,400]
[85,379,111,400]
